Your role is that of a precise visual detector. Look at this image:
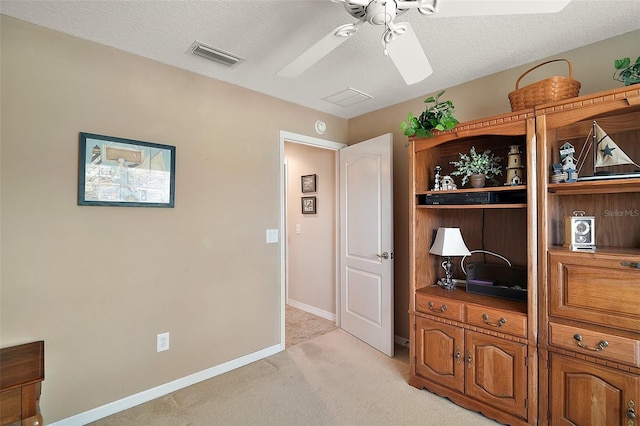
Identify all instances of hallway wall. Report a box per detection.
[285,142,337,318]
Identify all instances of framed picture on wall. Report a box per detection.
[301,196,316,214]
[301,174,317,193]
[78,132,176,207]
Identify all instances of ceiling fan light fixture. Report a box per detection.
[187,40,245,68]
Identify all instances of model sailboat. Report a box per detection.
[576,121,640,181]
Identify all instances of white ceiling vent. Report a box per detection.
[323,88,372,107]
[188,40,244,68]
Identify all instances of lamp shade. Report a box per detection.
[429,227,471,257]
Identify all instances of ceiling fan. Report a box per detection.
[277,0,572,85]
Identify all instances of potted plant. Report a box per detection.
[613,56,640,86]
[450,147,502,188]
[400,90,459,138]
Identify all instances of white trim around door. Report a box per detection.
[279,130,346,349]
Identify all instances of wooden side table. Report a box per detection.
[0,341,44,426]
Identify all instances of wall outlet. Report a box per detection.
[157,332,170,352]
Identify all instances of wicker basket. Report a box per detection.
[508,59,581,111]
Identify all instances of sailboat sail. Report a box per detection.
[138,150,166,171]
[594,123,640,169]
[150,151,166,171]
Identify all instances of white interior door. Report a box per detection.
[339,134,394,356]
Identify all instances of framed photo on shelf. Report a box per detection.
[78,132,176,207]
[301,174,317,193]
[301,196,317,214]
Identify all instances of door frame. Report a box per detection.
[279,130,346,349]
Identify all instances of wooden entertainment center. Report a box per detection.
[408,86,640,425]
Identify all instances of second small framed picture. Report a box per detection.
[301,174,317,193]
[301,196,317,214]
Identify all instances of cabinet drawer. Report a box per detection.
[466,305,527,338]
[416,292,463,321]
[549,252,640,332]
[549,322,640,367]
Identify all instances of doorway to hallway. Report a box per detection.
[280,132,346,348]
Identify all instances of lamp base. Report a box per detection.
[437,277,457,291]
[438,256,457,290]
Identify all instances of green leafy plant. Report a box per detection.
[450,147,502,186]
[613,56,640,86]
[400,90,459,138]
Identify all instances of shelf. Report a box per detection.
[548,245,640,257]
[548,178,640,195]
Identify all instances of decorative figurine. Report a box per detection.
[432,164,457,191]
[440,175,457,190]
[565,210,596,252]
[551,141,578,183]
[432,165,442,191]
[505,145,526,186]
[576,121,640,181]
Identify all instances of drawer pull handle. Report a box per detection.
[428,301,447,313]
[482,313,507,327]
[573,334,608,351]
[621,261,640,269]
[455,346,461,365]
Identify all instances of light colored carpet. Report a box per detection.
[89,328,500,425]
[285,305,337,348]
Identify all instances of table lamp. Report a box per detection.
[429,227,471,290]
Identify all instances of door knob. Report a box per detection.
[377,252,390,259]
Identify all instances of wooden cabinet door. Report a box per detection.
[465,330,528,419]
[415,316,464,392]
[550,353,640,426]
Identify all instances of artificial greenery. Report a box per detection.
[400,90,459,138]
[450,147,502,186]
[613,56,640,86]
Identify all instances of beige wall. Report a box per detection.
[2,12,639,423]
[284,143,336,316]
[348,29,640,342]
[0,16,348,423]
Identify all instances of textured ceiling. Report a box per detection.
[1,0,639,119]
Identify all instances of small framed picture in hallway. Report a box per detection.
[301,196,316,214]
[301,174,317,193]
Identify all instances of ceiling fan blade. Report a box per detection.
[385,22,432,85]
[408,0,572,18]
[331,0,370,6]
[277,22,362,78]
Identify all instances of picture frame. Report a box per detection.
[301,196,317,214]
[301,174,317,193]
[78,132,176,207]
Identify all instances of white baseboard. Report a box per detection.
[286,299,336,322]
[48,343,282,426]
[288,300,407,349]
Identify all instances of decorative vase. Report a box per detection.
[470,173,486,188]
